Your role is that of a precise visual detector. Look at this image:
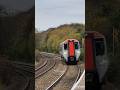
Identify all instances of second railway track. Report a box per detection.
[35,58,56,78]
[46,65,82,90]
[2,61,34,90]
[35,52,84,90]
[14,62,35,90]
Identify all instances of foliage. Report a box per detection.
[86,0,120,53]
[36,23,85,53]
[0,6,34,63]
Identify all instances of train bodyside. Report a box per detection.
[85,31,108,89]
[59,39,81,64]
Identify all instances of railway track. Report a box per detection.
[35,58,56,78]
[14,69,30,90]
[35,55,67,90]
[35,52,83,90]
[71,70,85,90]
[0,57,35,90]
[35,52,59,79]
[35,59,48,71]
[2,63,33,90]
[45,65,82,90]
[45,66,68,90]
[72,65,82,86]
[12,62,34,90]
[13,62,34,73]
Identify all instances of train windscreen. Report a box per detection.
[95,38,105,56]
[75,42,79,49]
[64,43,68,50]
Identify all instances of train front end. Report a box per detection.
[59,39,81,64]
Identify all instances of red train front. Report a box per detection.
[59,39,81,64]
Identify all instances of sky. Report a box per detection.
[35,0,85,31]
[0,0,34,11]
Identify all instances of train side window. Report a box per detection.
[95,38,105,56]
[75,42,79,49]
[64,43,68,50]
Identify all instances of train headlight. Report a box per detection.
[64,52,67,54]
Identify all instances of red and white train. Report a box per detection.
[59,39,81,64]
[85,31,108,89]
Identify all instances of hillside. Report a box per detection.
[35,23,85,53]
[0,6,35,63]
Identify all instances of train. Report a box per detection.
[85,31,109,89]
[59,39,81,64]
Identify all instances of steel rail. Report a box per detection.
[45,66,68,90]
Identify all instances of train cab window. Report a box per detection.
[64,43,68,50]
[95,38,105,56]
[75,42,79,49]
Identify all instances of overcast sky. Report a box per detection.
[0,0,85,31]
[0,0,34,11]
[35,0,85,31]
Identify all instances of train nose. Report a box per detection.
[70,56,74,61]
[68,56,76,61]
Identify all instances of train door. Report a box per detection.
[94,38,108,82]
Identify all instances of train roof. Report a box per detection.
[60,39,79,45]
[85,31,105,38]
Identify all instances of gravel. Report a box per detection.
[35,59,67,90]
[52,65,79,90]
